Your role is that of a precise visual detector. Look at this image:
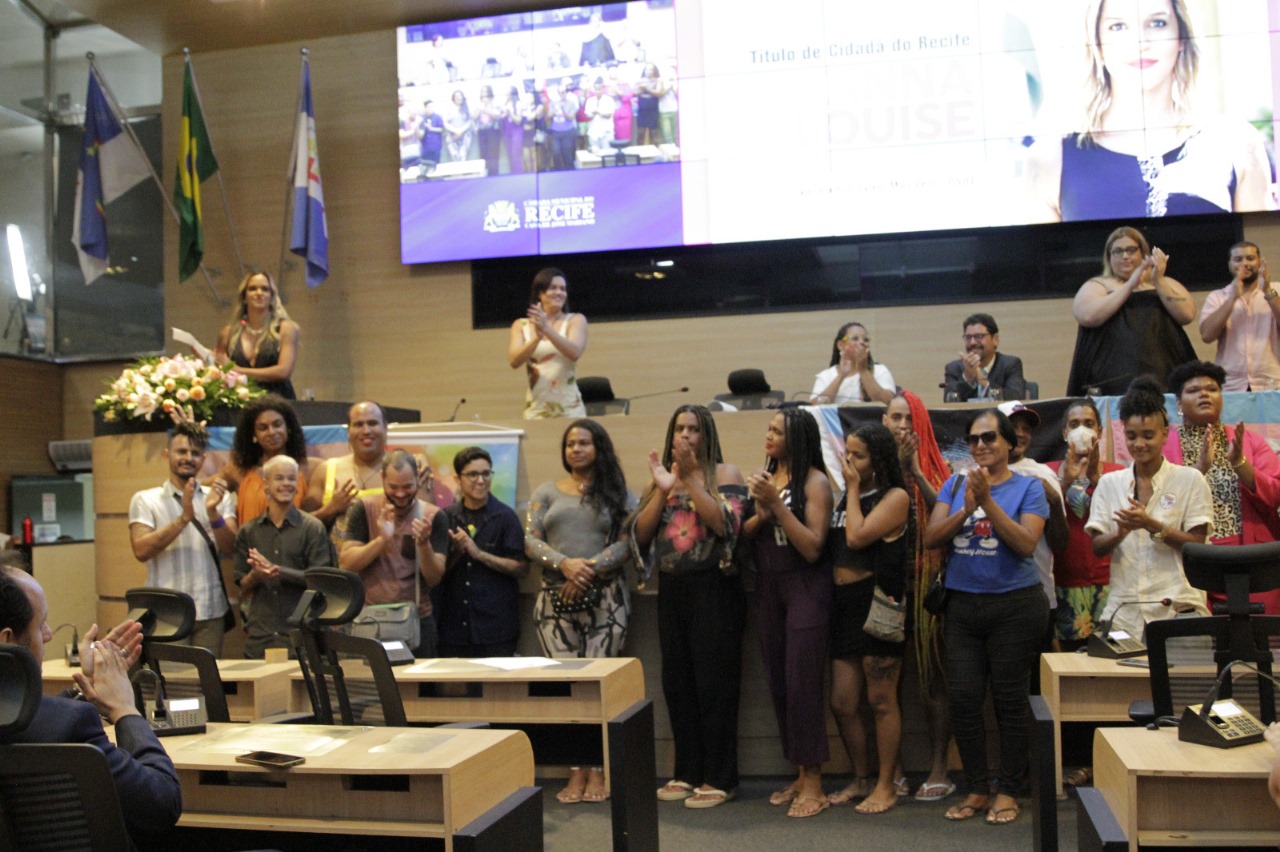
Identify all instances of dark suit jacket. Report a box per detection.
[13,697,182,839]
[943,352,1027,401]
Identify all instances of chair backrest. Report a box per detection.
[713,390,785,411]
[577,376,615,405]
[291,628,407,727]
[1024,380,1040,400]
[0,645,40,740]
[1145,614,1280,721]
[0,644,133,852]
[0,744,133,852]
[142,642,231,723]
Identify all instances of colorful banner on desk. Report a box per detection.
[204,424,522,508]
[810,393,1280,489]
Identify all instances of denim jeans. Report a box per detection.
[944,584,1049,796]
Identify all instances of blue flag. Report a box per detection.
[72,72,151,284]
[289,62,328,287]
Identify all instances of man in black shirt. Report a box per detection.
[437,447,528,657]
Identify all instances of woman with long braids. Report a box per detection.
[526,418,636,804]
[744,408,834,818]
[634,405,747,810]
[883,390,954,801]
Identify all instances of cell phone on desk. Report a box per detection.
[236,750,305,769]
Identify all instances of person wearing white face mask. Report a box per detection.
[1044,399,1124,652]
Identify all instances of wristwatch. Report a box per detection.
[1152,526,1168,545]
[1265,288,1278,302]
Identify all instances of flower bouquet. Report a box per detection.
[94,354,264,423]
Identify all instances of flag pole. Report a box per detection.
[276,48,308,299]
[89,54,224,305]
[183,48,246,279]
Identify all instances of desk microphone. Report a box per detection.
[1086,598,1172,659]
[446,398,467,422]
[627,386,689,402]
[50,622,80,667]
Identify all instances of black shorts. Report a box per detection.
[830,575,906,659]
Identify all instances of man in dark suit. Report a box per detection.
[0,566,182,840]
[942,312,1027,401]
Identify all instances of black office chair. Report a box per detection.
[1133,542,1280,724]
[0,643,135,852]
[713,369,784,410]
[579,376,630,416]
[1024,380,1040,400]
[123,586,237,722]
[290,569,409,726]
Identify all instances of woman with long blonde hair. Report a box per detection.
[1025,0,1271,221]
[215,271,299,399]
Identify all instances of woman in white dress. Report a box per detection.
[508,267,588,419]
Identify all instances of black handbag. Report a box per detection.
[922,565,949,616]
[550,580,604,615]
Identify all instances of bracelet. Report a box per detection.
[1232,457,1248,469]
[1265,289,1277,302]
[211,516,226,529]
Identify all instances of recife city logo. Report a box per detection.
[483,196,596,233]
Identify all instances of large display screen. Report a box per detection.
[398,0,1278,265]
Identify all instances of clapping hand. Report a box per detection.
[448,526,480,559]
[1227,420,1246,470]
[411,515,435,547]
[1114,498,1154,533]
[963,467,989,514]
[79,620,143,681]
[73,640,140,724]
[671,439,701,486]
[747,470,779,512]
[1151,246,1169,279]
[204,477,228,513]
[648,449,676,493]
[247,547,279,582]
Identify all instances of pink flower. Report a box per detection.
[664,509,703,553]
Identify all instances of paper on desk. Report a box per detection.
[470,657,560,671]
[172,327,213,362]
[181,724,370,756]
[369,731,454,754]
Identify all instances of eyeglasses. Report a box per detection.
[1109,246,1141,257]
[962,333,990,343]
[840,336,868,344]
[965,431,1000,447]
[461,470,494,481]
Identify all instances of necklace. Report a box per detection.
[353,460,380,491]
[570,475,590,494]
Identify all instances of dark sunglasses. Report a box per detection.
[965,431,1000,447]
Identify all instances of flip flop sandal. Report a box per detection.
[657,780,694,801]
[786,796,830,818]
[685,787,735,809]
[986,805,1020,825]
[944,803,983,821]
[894,776,911,797]
[827,778,871,805]
[914,781,957,802]
[769,787,799,806]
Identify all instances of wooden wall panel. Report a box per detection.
[0,357,62,536]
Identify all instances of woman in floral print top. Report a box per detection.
[631,405,746,810]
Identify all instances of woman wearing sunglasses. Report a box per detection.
[923,409,1049,826]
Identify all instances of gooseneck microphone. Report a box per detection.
[446,398,467,422]
[1086,598,1172,659]
[626,386,689,402]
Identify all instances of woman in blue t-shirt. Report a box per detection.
[923,408,1049,826]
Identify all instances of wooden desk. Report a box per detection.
[288,656,656,852]
[151,722,537,851]
[44,658,298,722]
[288,656,643,768]
[1092,726,1280,850]
[1040,653,1153,798]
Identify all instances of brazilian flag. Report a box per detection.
[174,62,219,282]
